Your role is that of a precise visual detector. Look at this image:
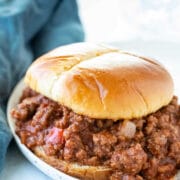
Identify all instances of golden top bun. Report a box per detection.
[25,43,174,120]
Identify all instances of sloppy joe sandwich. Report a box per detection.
[11,43,180,180]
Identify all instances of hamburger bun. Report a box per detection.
[11,43,179,179]
[33,146,111,180]
[33,144,179,180]
[25,42,174,120]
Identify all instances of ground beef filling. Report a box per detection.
[11,87,180,180]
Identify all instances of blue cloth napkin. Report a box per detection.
[0,0,84,172]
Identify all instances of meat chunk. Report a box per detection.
[142,158,158,179]
[11,95,42,120]
[63,134,88,162]
[145,115,158,135]
[20,87,39,101]
[133,119,145,130]
[110,144,147,174]
[31,104,54,128]
[147,130,170,158]
[157,158,177,180]
[93,131,117,158]
[169,141,180,165]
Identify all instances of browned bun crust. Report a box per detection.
[33,146,112,180]
[25,43,174,120]
[33,146,179,180]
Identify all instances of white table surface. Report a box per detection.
[1,41,180,180]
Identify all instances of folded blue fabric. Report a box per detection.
[0,0,84,172]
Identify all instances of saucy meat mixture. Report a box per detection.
[11,87,180,180]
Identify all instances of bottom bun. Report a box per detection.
[33,146,180,180]
[33,146,112,180]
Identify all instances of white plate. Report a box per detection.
[7,79,180,180]
[7,79,77,180]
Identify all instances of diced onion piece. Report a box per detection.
[120,120,136,138]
